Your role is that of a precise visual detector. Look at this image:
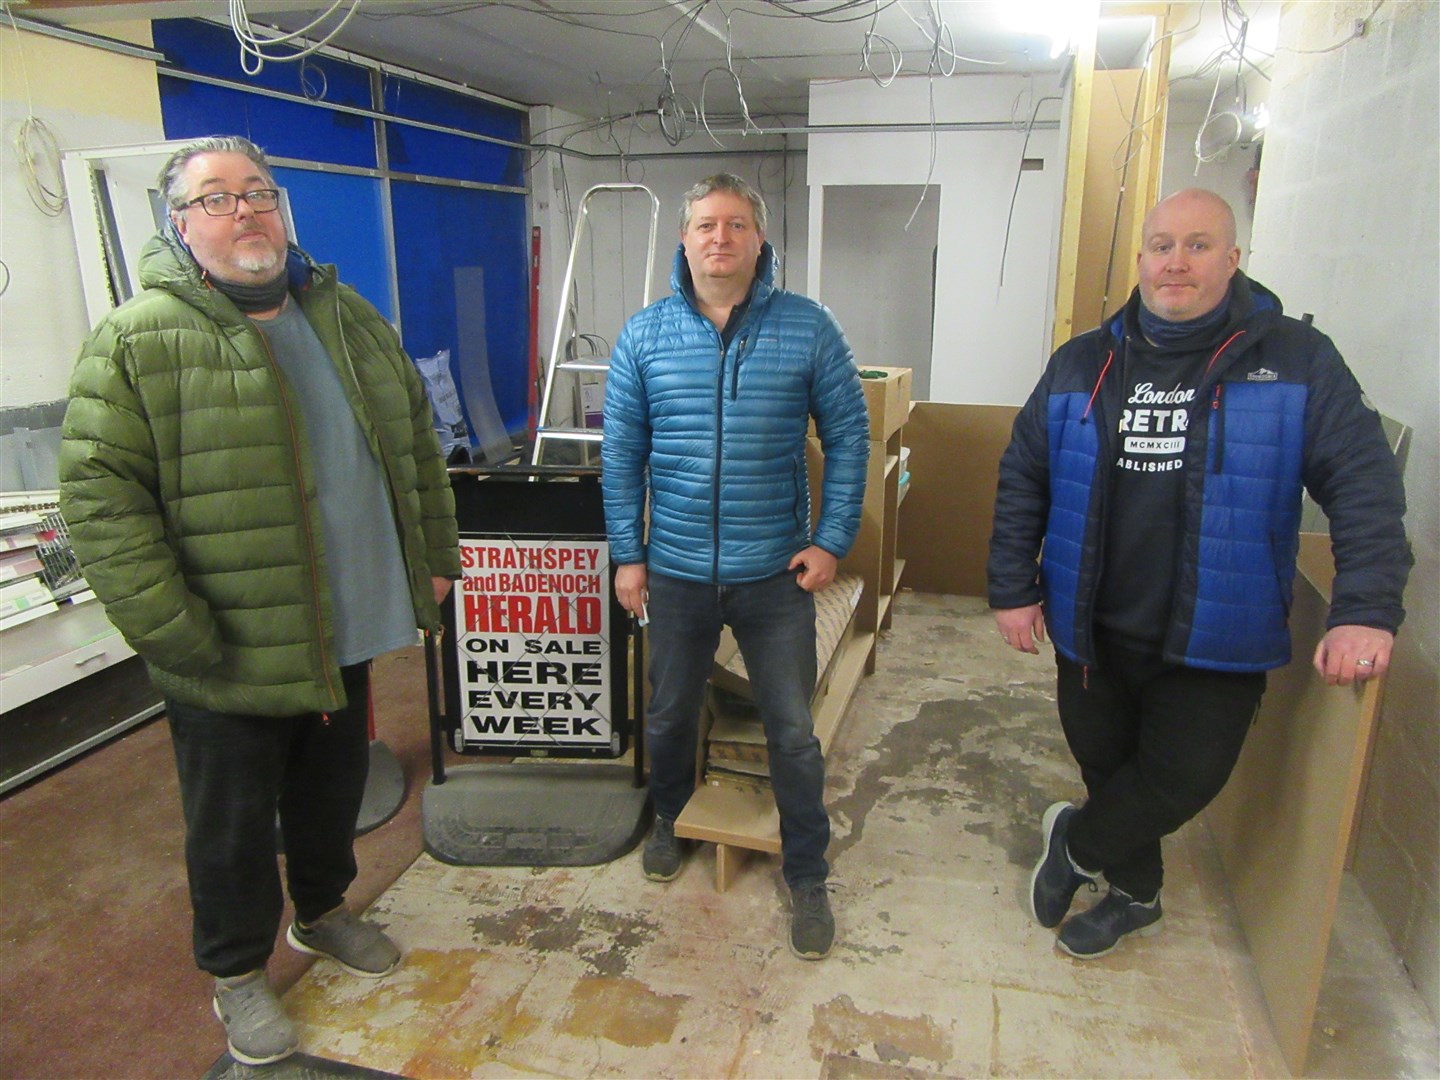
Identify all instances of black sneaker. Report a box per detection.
[643,815,685,881]
[1058,886,1163,958]
[1029,801,1098,928]
[789,881,835,960]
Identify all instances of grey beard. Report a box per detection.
[234,249,282,274]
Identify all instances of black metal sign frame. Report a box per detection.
[428,466,642,774]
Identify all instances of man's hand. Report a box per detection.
[789,546,838,592]
[994,604,1046,654]
[614,563,649,619]
[1314,624,1393,685]
[432,577,454,605]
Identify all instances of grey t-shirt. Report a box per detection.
[254,300,417,666]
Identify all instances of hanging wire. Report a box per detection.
[902,74,939,232]
[298,56,330,101]
[859,0,901,87]
[698,12,763,148]
[900,0,1005,69]
[997,95,1063,291]
[4,2,67,216]
[228,0,361,75]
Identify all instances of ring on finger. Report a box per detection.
[1356,658,1375,668]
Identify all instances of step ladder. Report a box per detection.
[532,183,661,466]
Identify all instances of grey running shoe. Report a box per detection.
[789,881,835,960]
[1058,886,1164,958]
[212,970,298,1066]
[643,815,685,882]
[1029,801,1098,928]
[286,905,400,977]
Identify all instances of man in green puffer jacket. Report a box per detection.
[59,136,460,1067]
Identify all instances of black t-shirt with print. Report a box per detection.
[1093,298,1244,650]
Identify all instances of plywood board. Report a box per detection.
[1205,577,1383,1075]
[674,783,781,854]
[898,401,1019,598]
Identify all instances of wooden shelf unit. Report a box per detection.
[674,367,911,889]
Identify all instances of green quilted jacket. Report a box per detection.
[59,232,461,716]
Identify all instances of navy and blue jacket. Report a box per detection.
[602,242,870,584]
[987,273,1410,672]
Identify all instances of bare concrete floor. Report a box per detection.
[283,592,1437,1078]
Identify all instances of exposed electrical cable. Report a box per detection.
[1195,2,1252,168]
[858,0,901,86]
[902,73,939,232]
[699,12,764,148]
[997,94,1063,291]
[4,1,67,216]
[228,0,361,75]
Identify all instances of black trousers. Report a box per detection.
[1057,636,1265,901]
[167,663,371,978]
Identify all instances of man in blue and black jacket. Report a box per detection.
[988,188,1411,959]
[602,173,870,960]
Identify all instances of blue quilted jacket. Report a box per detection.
[602,242,870,584]
[987,274,1410,672]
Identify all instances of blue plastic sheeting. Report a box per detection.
[381,74,525,187]
[271,167,393,324]
[151,18,532,436]
[391,181,529,435]
[154,21,377,170]
[152,19,373,109]
[159,74,378,171]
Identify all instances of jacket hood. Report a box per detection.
[137,228,325,318]
[670,240,778,310]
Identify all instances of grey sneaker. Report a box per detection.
[212,970,298,1066]
[789,881,835,960]
[286,905,400,977]
[643,815,685,882]
[1030,801,1099,928]
[1058,886,1164,958]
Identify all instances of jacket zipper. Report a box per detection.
[1079,339,1120,667]
[711,332,726,583]
[1081,349,1115,423]
[1202,331,1245,476]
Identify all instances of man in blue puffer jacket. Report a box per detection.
[602,174,870,960]
[988,189,1411,959]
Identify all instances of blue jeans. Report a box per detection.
[166,663,372,977]
[646,570,829,888]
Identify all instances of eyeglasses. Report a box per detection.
[180,189,281,217]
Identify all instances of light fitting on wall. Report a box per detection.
[996,0,1098,59]
[1196,100,1269,164]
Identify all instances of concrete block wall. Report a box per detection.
[1246,0,1439,1024]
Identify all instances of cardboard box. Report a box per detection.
[859,366,911,440]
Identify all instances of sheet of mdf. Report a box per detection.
[1205,557,1382,1076]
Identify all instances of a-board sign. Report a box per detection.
[450,534,617,754]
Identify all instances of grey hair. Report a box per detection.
[158,136,273,209]
[679,173,768,234]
